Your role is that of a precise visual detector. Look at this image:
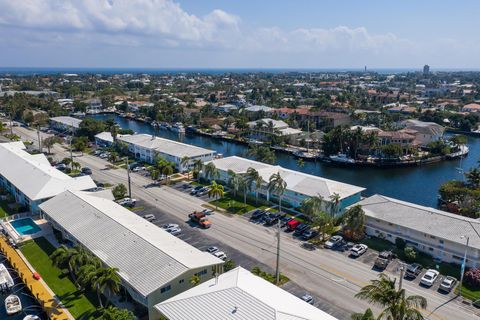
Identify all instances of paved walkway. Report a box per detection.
[0,236,74,320]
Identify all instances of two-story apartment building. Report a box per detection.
[39,190,224,319]
[0,141,96,213]
[117,134,216,172]
[49,116,82,133]
[204,156,365,215]
[357,194,479,268]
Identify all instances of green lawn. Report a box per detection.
[456,284,480,302]
[0,200,10,218]
[20,238,98,319]
[209,193,256,214]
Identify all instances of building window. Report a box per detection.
[429,247,434,251]
[178,279,184,284]
[430,235,436,239]
[439,240,444,244]
[160,285,171,293]
[195,269,208,277]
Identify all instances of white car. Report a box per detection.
[162,223,179,230]
[213,251,227,260]
[166,227,182,236]
[132,166,146,172]
[206,246,219,254]
[324,235,343,249]
[350,244,368,257]
[99,153,109,159]
[118,197,137,207]
[420,269,440,287]
[301,294,314,305]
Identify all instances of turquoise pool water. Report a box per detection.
[10,218,41,236]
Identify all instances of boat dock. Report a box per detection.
[0,237,74,320]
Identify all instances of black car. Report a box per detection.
[264,212,281,226]
[405,263,423,279]
[280,215,292,227]
[190,185,203,195]
[293,224,309,236]
[81,167,92,175]
[301,229,319,240]
[250,209,265,220]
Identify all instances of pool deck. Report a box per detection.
[0,236,74,320]
[2,218,53,244]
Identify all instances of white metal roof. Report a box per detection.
[49,116,82,128]
[0,142,96,201]
[118,134,215,158]
[155,267,338,320]
[208,156,365,201]
[358,194,480,249]
[39,190,223,297]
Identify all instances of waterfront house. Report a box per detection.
[118,134,216,172]
[402,119,444,147]
[461,103,480,113]
[153,266,338,320]
[204,156,365,215]
[40,190,223,320]
[357,194,479,268]
[0,141,96,213]
[49,116,82,133]
[247,118,303,143]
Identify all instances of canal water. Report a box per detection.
[91,114,480,208]
[0,254,47,320]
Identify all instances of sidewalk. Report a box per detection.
[0,236,74,320]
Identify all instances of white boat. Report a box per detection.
[293,150,318,160]
[329,153,356,164]
[171,122,185,133]
[24,315,41,320]
[5,294,22,315]
[0,263,14,291]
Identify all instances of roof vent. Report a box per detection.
[232,306,238,314]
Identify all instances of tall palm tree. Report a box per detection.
[238,175,250,205]
[246,167,263,204]
[192,159,203,178]
[329,192,341,216]
[162,165,174,184]
[96,267,121,307]
[311,210,335,241]
[204,162,219,181]
[355,273,427,320]
[342,205,366,240]
[268,172,287,213]
[50,245,75,279]
[301,195,324,219]
[180,156,190,172]
[227,170,240,197]
[108,151,118,163]
[72,161,81,171]
[208,181,225,210]
[69,246,95,275]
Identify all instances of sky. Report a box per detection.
[1,0,479,69]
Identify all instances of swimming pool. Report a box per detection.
[10,218,41,236]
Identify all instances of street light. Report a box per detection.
[459,235,470,298]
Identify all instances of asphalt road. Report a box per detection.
[12,126,480,320]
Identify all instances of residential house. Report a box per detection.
[461,103,480,113]
[402,119,444,147]
[49,116,82,132]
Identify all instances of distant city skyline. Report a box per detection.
[1,0,479,69]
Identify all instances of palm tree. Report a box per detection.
[355,273,427,320]
[162,165,174,184]
[268,172,287,213]
[208,181,224,210]
[110,124,118,143]
[150,168,159,181]
[329,192,341,216]
[69,246,96,275]
[204,162,219,181]
[342,205,366,240]
[192,159,203,178]
[246,167,263,204]
[50,245,75,279]
[301,195,324,219]
[43,136,60,154]
[351,308,375,320]
[238,175,250,205]
[96,267,121,307]
[108,151,118,163]
[311,210,335,241]
[72,161,81,171]
[180,156,190,172]
[465,168,480,188]
[227,170,240,197]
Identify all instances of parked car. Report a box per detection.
[162,223,179,230]
[301,229,319,240]
[286,219,301,232]
[197,187,210,196]
[206,246,219,254]
[420,269,440,287]
[81,167,92,175]
[202,208,214,215]
[324,235,343,249]
[374,251,394,270]
[118,197,137,207]
[280,215,293,227]
[405,263,423,279]
[250,209,266,220]
[350,244,368,257]
[56,163,67,170]
[213,251,227,260]
[133,166,146,172]
[166,227,182,236]
[293,224,310,236]
[264,213,281,226]
[438,276,457,293]
[143,214,156,222]
[99,153,109,159]
[301,294,314,305]
[190,186,203,195]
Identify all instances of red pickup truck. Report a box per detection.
[188,211,212,229]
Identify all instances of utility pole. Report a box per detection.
[459,236,470,297]
[399,264,405,290]
[126,156,132,198]
[275,214,281,284]
[36,125,41,152]
[70,124,74,170]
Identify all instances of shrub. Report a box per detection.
[395,238,406,250]
[112,184,127,200]
[404,246,417,262]
[223,259,236,272]
[464,268,480,289]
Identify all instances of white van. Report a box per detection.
[143,214,156,222]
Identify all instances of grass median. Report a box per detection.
[19,237,98,319]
